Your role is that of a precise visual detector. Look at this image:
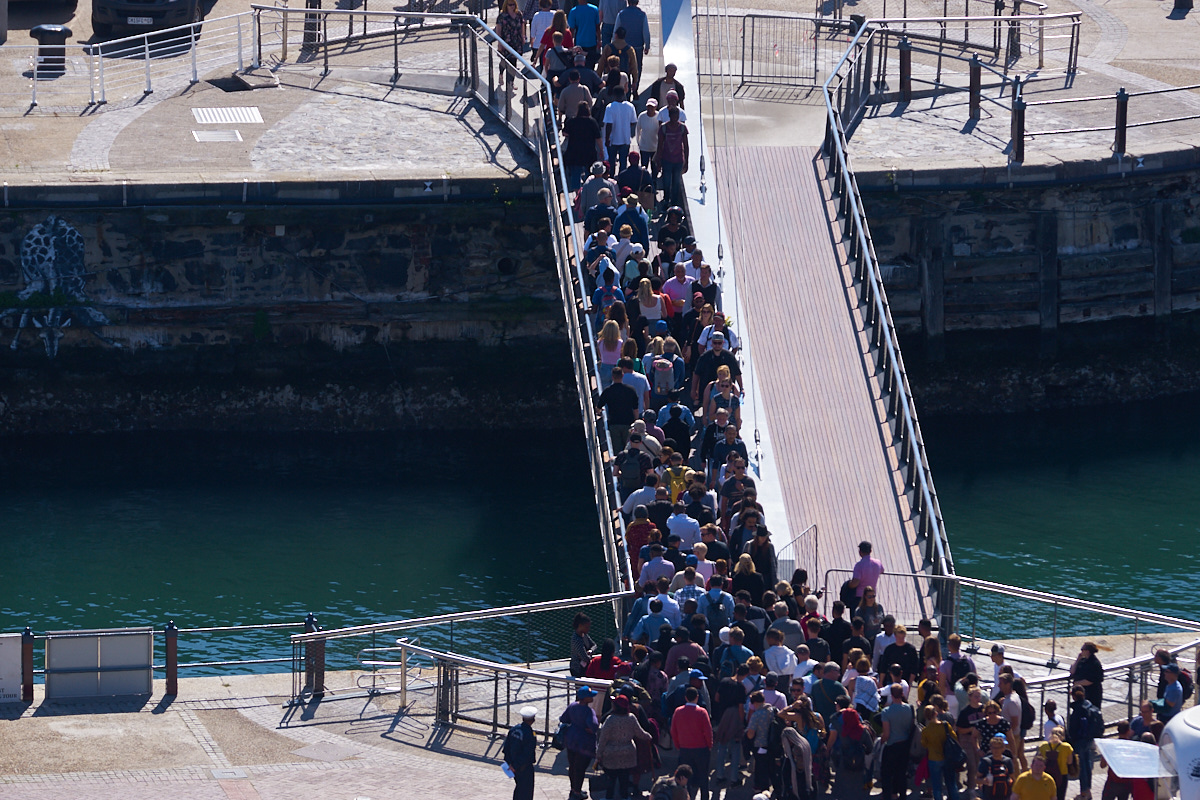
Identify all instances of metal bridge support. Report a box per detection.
[898,37,912,103]
[1010,96,1025,162]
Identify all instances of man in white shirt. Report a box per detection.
[989,643,1022,699]
[690,542,715,583]
[763,628,798,682]
[635,98,661,188]
[530,0,555,58]
[662,89,687,124]
[871,614,897,673]
[697,312,741,352]
[602,86,637,174]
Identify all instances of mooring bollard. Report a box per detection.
[165,620,179,696]
[21,627,33,703]
[969,53,981,120]
[1113,87,1128,156]
[899,37,912,103]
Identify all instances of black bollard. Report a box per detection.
[165,621,179,696]
[30,24,72,75]
[899,38,912,103]
[969,54,981,120]
[1113,87,1128,155]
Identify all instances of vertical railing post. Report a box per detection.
[1010,93,1025,163]
[399,641,408,708]
[303,612,325,699]
[190,22,199,83]
[1037,8,1045,69]
[282,7,289,62]
[87,45,96,105]
[31,55,39,108]
[993,0,1005,51]
[21,627,34,703]
[1050,602,1058,667]
[253,9,262,68]
[143,37,153,94]
[237,15,245,71]
[97,42,107,104]
[165,620,179,696]
[969,53,981,119]
[1113,87,1128,156]
[898,37,912,102]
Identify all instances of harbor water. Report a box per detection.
[0,431,608,673]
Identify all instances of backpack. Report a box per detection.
[617,450,644,492]
[1181,668,1195,701]
[704,595,730,640]
[841,738,866,772]
[718,644,743,678]
[651,776,676,800]
[598,283,619,314]
[663,466,688,502]
[942,722,967,773]
[766,709,787,759]
[1085,702,1106,739]
[949,654,972,686]
[1020,697,1036,733]
[652,356,675,395]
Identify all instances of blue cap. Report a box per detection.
[686,555,698,565]
[654,320,669,333]
[992,733,1008,744]
[689,669,705,679]
[577,686,599,699]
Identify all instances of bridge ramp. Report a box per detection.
[716,145,928,616]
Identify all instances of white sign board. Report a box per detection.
[0,634,21,702]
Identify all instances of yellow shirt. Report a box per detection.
[1012,771,1058,800]
[1036,741,1074,776]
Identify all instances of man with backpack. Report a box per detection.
[1154,648,1194,708]
[939,634,977,715]
[745,691,780,794]
[615,439,652,501]
[1153,663,1186,722]
[1068,685,1105,800]
[697,575,735,651]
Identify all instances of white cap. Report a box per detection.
[520,706,538,719]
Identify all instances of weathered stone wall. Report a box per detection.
[0,199,580,433]
[862,168,1200,360]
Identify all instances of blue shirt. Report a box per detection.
[613,5,649,49]
[632,612,671,642]
[657,402,696,430]
[1162,680,1184,720]
[568,3,600,47]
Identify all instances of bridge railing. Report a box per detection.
[288,592,630,704]
[365,639,612,739]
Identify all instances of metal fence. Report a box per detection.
[777,523,820,592]
[368,640,612,739]
[289,592,629,703]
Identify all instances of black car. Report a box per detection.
[91,0,201,37]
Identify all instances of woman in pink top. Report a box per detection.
[597,319,624,389]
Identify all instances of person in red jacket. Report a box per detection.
[671,686,714,800]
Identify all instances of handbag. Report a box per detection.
[551,721,569,750]
[588,771,614,796]
[942,722,967,773]
[1067,748,1080,779]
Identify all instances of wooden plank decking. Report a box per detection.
[716,145,928,616]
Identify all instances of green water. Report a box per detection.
[0,431,607,672]
[923,392,1200,632]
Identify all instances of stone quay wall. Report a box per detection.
[862,167,1200,360]
[0,196,580,433]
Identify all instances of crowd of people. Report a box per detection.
[501,535,1196,800]
[482,9,1197,800]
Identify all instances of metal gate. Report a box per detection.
[695,14,825,89]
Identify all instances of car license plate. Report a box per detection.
[127,16,154,24]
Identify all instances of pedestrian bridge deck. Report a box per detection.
[713,144,928,616]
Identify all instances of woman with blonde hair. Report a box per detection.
[1036,725,1075,800]
[704,364,742,427]
[641,336,664,375]
[596,319,624,389]
[636,278,668,322]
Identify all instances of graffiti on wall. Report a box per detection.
[4,216,108,358]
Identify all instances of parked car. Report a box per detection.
[90,0,201,38]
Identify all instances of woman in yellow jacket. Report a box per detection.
[1036,725,1075,800]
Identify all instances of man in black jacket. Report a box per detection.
[503,706,538,800]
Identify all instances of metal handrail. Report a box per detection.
[820,17,998,585]
[292,591,632,643]
[389,639,612,686]
[1023,637,1200,690]
[780,523,819,579]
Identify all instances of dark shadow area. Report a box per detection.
[0,702,33,720]
[1167,6,1191,18]
[207,76,252,92]
[960,117,978,134]
[151,695,176,714]
[5,0,80,34]
[31,694,152,715]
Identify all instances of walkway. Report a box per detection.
[713,146,927,612]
